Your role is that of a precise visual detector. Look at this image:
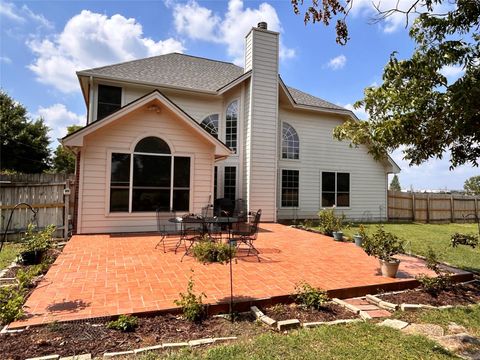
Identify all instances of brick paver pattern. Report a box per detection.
[10,224,467,328]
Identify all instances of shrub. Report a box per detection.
[106,314,138,332]
[294,282,329,310]
[174,271,206,322]
[416,248,452,295]
[22,224,56,253]
[362,226,404,261]
[0,287,24,325]
[450,233,478,248]
[317,208,345,236]
[192,239,236,264]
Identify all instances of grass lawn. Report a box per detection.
[0,243,22,269]
[338,223,480,273]
[145,322,455,359]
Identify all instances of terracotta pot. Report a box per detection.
[379,258,400,278]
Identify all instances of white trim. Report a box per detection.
[279,168,300,209]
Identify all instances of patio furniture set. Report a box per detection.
[155,199,262,261]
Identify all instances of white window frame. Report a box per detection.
[280,168,300,209]
[320,171,351,209]
[281,122,300,161]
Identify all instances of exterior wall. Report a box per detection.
[277,107,388,221]
[244,28,279,221]
[77,105,216,234]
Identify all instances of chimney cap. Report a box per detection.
[257,22,267,30]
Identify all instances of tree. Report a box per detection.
[52,125,83,174]
[464,175,480,195]
[0,91,51,173]
[293,1,480,169]
[389,175,402,191]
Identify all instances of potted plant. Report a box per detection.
[318,207,345,240]
[362,226,404,278]
[20,224,55,265]
[353,224,366,247]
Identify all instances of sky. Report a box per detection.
[0,0,477,190]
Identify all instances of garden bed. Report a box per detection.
[1,312,262,359]
[379,281,480,307]
[263,303,358,323]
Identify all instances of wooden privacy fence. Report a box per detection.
[388,190,480,223]
[0,173,75,240]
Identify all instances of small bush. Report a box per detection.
[362,226,404,261]
[317,209,345,236]
[294,282,329,310]
[416,248,452,295]
[174,271,206,322]
[22,224,56,253]
[0,287,24,325]
[450,232,478,248]
[107,314,138,332]
[192,239,236,264]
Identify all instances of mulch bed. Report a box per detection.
[1,312,263,360]
[379,281,480,307]
[263,302,358,323]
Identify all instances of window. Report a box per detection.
[224,166,236,201]
[282,122,299,159]
[281,170,299,207]
[321,172,350,207]
[109,136,191,212]
[200,114,219,138]
[214,166,218,200]
[226,101,238,152]
[98,85,122,120]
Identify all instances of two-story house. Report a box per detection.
[62,22,400,234]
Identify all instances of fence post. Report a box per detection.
[412,192,416,222]
[426,194,430,224]
[64,180,70,240]
[450,194,454,223]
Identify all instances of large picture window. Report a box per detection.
[282,122,299,159]
[281,170,299,207]
[226,100,238,153]
[321,172,350,207]
[109,136,191,212]
[98,85,122,120]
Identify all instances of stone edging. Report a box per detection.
[331,298,374,320]
[0,261,17,279]
[250,304,362,331]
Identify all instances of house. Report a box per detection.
[62,22,400,234]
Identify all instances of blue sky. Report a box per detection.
[0,0,477,190]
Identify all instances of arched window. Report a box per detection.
[226,100,238,152]
[110,136,190,213]
[282,122,299,160]
[200,114,219,138]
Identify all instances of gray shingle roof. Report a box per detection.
[78,53,345,111]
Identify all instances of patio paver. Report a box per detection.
[9,224,472,328]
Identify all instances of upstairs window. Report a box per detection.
[321,172,350,207]
[282,122,299,160]
[200,114,219,138]
[98,85,122,120]
[226,100,238,153]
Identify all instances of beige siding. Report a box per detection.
[277,108,388,221]
[78,105,215,234]
[246,29,279,221]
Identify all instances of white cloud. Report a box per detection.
[0,56,12,64]
[327,55,346,70]
[439,65,465,81]
[0,1,53,28]
[172,0,295,65]
[36,104,85,146]
[343,103,368,120]
[27,10,185,93]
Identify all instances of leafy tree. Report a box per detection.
[52,125,82,174]
[464,175,480,195]
[293,1,480,169]
[0,91,51,173]
[389,175,402,191]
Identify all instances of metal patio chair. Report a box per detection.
[155,209,183,253]
[230,209,262,261]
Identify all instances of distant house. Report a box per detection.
[63,22,400,234]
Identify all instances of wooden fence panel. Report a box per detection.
[388,190,479,223]
[0,173,75,240]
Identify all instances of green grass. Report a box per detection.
[0,243,22,269]
[395,305,480,337]
[337,223,480,273]
[145,322,455,360]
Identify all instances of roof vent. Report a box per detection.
[257,22,267,30]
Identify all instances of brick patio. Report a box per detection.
[10,224,472,328]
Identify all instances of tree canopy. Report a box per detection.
[0,91,51,173]
[389,175,402,191]
[294,0,480,169]
[464,175,480,195]
[52,125,82,174]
